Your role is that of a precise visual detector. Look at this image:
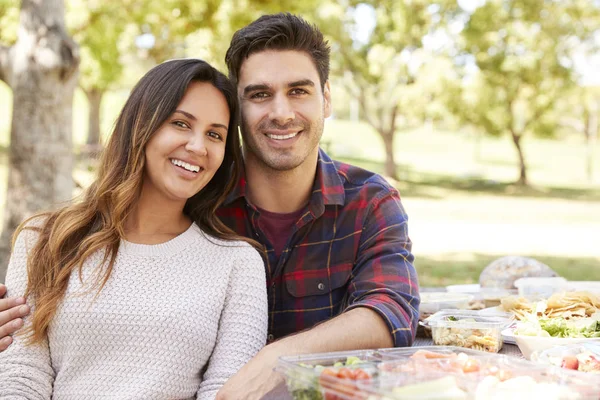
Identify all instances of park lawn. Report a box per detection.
[1,86,599,286]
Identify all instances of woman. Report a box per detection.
[0,59,267,399]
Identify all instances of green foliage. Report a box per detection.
[456,0,599,139]
[450,0,600,183]
[0,0,18,45]
[68,2,125,91]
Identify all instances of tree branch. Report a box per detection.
[0,44,10,85]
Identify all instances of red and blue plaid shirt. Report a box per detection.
[217,149,420,347]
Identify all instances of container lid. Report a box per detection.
[423,310,514,329]
[420,292,474,305]
[514,277,568,288]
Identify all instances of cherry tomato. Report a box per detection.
[336,367,354,380]
[353,369,371,380]
[462,359,481,373]
[561,355,579,370]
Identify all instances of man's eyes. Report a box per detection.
[249,89,309,99]
[250,92,270,99]
[290,88,308,95]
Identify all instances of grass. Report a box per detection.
[323,119,600,287]
[1,84,599,287]
[416,253,600,287]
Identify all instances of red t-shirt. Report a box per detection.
[256,206,305,260]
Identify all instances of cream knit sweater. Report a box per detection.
[0,223,268,399]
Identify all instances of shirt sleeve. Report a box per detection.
[344,186,420,347]
[0,228,55,399]
[196,246,268,400]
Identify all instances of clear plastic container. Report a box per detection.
[357,349,599,400]
[567,281,600,295]
[479,288,518,308]
[422,310,514,353]
[535,343,600,373]
[514,277,568,299]
[277,346,600,400]
[419,292,475,315]
[276,349,386,400]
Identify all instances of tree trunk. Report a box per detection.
[85,88,104,148]
[510,130,528,186]
[380,130,399,181]
[0,0,79,281]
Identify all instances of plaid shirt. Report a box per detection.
[217,149,420,347]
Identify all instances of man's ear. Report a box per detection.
[323,80,332,118]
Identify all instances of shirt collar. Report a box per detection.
[223,148,346,208]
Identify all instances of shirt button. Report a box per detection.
[317,283,325,291]
[268,334,274,342]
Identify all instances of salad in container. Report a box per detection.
[500,292,600,359]
[276,349,385,400]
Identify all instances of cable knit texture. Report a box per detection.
[0,223,268,400]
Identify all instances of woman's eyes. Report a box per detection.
[171,120,224,141]
[207,131,223,141]
[172,120,190,129]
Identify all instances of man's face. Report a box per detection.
[237,50,331,172]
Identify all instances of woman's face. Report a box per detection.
[143,81,230,206]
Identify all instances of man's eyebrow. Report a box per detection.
[288,79,315,88]
[243,83,271,95]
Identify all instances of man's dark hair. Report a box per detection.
[225,13,331,88]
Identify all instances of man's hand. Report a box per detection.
[216,343,285,400]
[0,284,30,351]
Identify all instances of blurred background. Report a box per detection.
[0,0,599,285]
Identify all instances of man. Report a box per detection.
[0,13,419,399]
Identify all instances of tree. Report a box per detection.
[453,0,600,185]
[0,0,79,279]
[68,2,125,150]
[315,0,450,179]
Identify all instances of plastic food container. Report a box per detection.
[359,352,600,400]
[514,277,568,299]
[422,310,514,353]
[534,343,600,373]
[503,328,600,360]
[419,292,475,315]
[276,349,386,400]
[446,284,481,294]
[356,347,591,400]
[277,346,600,400]
[567,281,600,295]
[479,288,518,308]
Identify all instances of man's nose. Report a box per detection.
[268,94,295,125]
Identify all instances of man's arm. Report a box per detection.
[0,284,30,351]
[217,183,419,400]
[344,185,420,347]
[216,307,392,400]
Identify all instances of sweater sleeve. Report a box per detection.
[196,246,268,400]
[0,228,55,399]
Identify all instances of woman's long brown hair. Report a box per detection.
[14,59,248,344]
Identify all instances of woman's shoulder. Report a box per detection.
[191,224,250,247]
[13,214,50,250]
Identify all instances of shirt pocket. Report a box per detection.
[285,262,354,298]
